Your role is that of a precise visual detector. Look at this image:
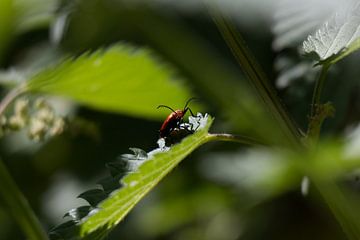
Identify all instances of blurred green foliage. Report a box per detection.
[0,0,359,240]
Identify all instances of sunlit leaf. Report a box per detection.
[26,44,195,120]
[50,115,213,239]
[303,1,360,64]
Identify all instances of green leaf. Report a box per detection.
[303,2,360,65]
[26,44,195,120]
[50,115,214,239]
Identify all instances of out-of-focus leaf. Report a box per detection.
[0,69,26,87]
[0,44,62,87]
[345,124,360,159]
[274,55,317,88]
[50,116,213,239]
[201,149,300,202]
[129,0,275,26]
[0,0,15,64]
[0,0,56,64]
[272,0,341,50]
[202,139,360,203]
[303,1,360,64]
[26,44,196,120]
[14,0,56,34]
[136,186,233,237]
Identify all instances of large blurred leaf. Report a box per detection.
[202,139,360,204]
[272,0,341,51]
[50,116,213,239]
[201,148,300,203]
[27,44,195,120]
[303,1,360,65]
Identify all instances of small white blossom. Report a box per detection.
[49,118,66,136]
[28,119,48,141]
[14,99,29,117]
[36,108,55,124]
[8,115,26,130]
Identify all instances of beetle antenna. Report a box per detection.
[183,97,197,110]
[157,105,176,113]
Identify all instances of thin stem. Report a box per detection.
[0,85,48,240]
[0,161,48,240]
[206,5,302,148]
[0,160,49,240]
[0,83,25,115]
[307,65,332,142]
[310,65,330,117]
[206,133,264,146]
[313,179,360,240]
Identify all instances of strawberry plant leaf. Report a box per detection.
[303,1,360,65]
[26,44,196,120]
[50,115,213,239]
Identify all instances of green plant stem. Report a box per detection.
[207,133,264,146]
[0,85,48,240]
[0,83,25,115]
[0,160,49,240]
[307,63,360,239]
[206,6,302,148]
[310,65,330,118]
[313,179,360,240]
[207,6,359,239]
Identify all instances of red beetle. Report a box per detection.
[157,98,196,138]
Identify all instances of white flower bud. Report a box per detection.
[36,108,55,124]
[34,98,49,109]
[0,116,7,126]
[28,118,48,141]
[49,118,65,136]
[14,99,29,117]
[8,115,26,130]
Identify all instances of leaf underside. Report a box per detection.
[303,1,360,64]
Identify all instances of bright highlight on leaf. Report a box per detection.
[50,115,213,240]
[26,44,194,120]
[303,1,360,64]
